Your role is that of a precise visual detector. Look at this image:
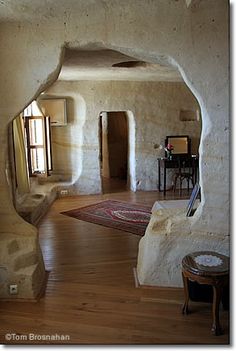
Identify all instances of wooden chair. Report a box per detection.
[173,157,195,195]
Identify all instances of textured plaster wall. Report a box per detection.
[42,80,200,193]
[0,0,229,297]
[137,206,229,287]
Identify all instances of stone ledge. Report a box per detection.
[16,191,57,226]
[137,201,229,287]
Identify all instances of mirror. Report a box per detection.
[165,135,190,155]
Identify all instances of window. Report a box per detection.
[23,101,52,176]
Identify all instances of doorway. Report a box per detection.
[99,111,128,193]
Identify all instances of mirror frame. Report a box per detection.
[165,135,191,157]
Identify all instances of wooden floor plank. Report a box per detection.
[0,184,229,345]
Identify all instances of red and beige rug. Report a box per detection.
[61,200,152,236]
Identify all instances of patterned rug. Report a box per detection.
[61,200,152,236]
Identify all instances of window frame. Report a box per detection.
[24,115,52,176]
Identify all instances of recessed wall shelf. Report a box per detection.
[179,109,200,122]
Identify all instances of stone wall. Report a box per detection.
[137,205,229,287]
[0,0,229,297]
[40,80,200,193]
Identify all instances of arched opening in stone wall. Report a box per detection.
[7,46,203,226]
[4,45,204,300]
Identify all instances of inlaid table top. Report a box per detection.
[182,251,229,277]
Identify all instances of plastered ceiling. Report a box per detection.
[59,49,183,82]
[0,0,95,21]
[0,0,183,82]
[0,0,193,22]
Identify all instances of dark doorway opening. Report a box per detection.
[99,111,128,193]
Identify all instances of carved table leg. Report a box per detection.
[182,271,190,314]
[211,284,223,335]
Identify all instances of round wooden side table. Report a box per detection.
[182,251,229,336]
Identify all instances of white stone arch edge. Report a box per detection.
[126,110,136,192]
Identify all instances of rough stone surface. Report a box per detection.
[0,232,45,299]
[137,205,229,287]
[0,0,229,297]
[42,80,200,193]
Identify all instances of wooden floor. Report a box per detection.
[0,180,229,345]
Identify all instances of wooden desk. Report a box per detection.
[157,156,198,196]
[182,251,229,335]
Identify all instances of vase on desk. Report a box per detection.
[167,151,172,160]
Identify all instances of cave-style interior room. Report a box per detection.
[0,0,229,345]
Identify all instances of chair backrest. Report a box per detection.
[177,156,193,175]
[186,183,201,217]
